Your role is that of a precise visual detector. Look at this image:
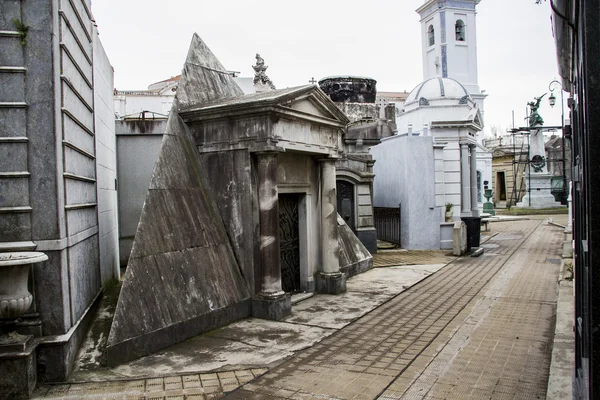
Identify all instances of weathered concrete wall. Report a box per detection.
[56,0,101,330]
[174,33,244,109]
[0,0,105,383]
[372,135,440,249]
[115,120,166,265]
[93,28,119,285]
[200,150,258,293]
[107,113,250,365]
[338,215,372,277]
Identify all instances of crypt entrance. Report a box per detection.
[278,193,301,293]
[336,180,356,233]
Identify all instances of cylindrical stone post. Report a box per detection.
[460,143,472,216]
[257,152,283,297]
[567,181,573,233]
[319,158,340,274]
[470,144,479,217]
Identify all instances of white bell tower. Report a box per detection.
[416,0,486,118]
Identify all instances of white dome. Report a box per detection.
[404,77,473,109]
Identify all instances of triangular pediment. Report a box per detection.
[493,148,511,157]
[180,85,350,127]
[284,90,350,125]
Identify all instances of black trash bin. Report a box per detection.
[461,216,482,251]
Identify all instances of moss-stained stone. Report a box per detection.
[105,35,250,366]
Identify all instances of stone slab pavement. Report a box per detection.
[33,251,452,398]
[32,216,568,399]
[223,217,565,399]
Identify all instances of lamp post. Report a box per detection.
[548,79,567,204]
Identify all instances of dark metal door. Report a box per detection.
[278,194,300,293]
[336,180,355,231]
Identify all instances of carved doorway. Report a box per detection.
[278,194,301,293]
[336,180,355,232]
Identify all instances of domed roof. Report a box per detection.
[404,77,472,109]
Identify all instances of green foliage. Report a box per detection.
[12,18,29,45]
[103,277,121,291]
[445,203,453,212]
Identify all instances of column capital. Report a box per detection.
[317,156,339,164]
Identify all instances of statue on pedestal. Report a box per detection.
[252,53,276,91]
[527,94,546,127]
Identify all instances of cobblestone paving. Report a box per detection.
[32,369,268,399]
[224,219,560,399]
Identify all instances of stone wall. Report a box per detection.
[116,120,166,265]
[372,135,441,249]
[93,29,119,284]
[0,0,108,382]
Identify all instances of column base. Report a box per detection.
[252,293,291,321]
[0,333,37,399]
[316,272,347,295]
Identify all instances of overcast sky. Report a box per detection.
[91,0,564,136]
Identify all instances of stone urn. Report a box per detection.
[445,203,454,222]
[483,182,496,216]
[0,252,47,320]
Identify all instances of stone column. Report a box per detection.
[252,152,291,320]
[567,181,573,233]
[470,144,479,217]
[316,158,346,294]
[460,143,472,217]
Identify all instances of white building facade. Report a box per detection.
[372,0,492,250]
[417,0,491,198]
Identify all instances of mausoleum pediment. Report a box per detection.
[179,85,349,128]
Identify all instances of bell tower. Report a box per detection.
[416,0,486,116]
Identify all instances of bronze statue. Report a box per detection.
[528,93,546,127]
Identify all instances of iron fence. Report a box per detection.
[374,205,401,246]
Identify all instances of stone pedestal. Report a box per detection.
[251,294,291,321]
[453,221,467,256]
[316,272,347,295]
[0,333,37,399]
[517,173,562,208]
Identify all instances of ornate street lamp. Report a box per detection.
[548,91,557,107]
[548,79,567,204]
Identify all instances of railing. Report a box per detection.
[374,205,401,246]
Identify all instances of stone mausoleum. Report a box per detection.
[372,0,490,250]
[319,76,396,254]
[372,77,483,249]
[105,34,372,364]
[0,1,119,397]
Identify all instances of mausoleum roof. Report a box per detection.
[404,77,474,110]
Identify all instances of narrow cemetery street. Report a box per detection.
[32,216,567,400]
[225,217,564,400]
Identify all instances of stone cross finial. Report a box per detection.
[252,53,276,92]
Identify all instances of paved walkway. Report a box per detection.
[372,250,457,268]
[225,218,562,399]
[32,217,565,399]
